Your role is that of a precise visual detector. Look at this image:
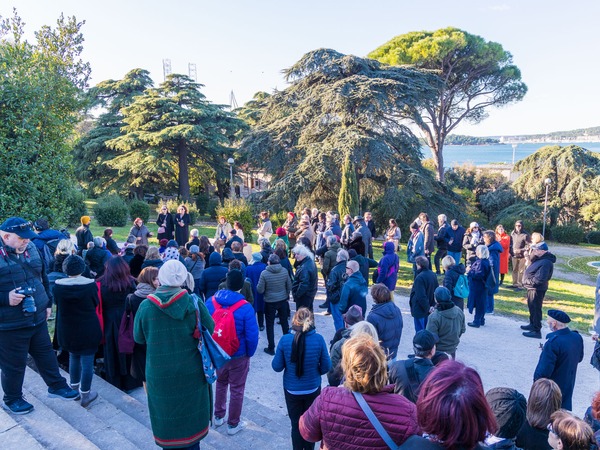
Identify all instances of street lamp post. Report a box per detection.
[227,157,235,198]
[512,143,517,165]
[542,178,552,238]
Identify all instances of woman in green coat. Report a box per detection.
[134,260,215,449]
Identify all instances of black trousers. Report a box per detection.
[265,300,290,350]
[284,387,320,450]
[527,288,546,332]
[295,296,314,312]
[0,321,68,403]
[434,248,447,273]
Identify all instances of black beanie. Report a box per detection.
[226,270,244,292]
[486,387,527,439]
[63,255,86,276]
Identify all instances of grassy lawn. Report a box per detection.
[564,256,600,277]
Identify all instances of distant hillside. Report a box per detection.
[445,135,500,145]
[517,126,600,141]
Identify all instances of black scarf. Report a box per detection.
[291,324,315,378]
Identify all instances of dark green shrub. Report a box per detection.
[587,231,600,245]
[129,200,150,223]
[94,195,129,227]
[65,189,88,228]
[215,199,255,243]
[550,225,584,244]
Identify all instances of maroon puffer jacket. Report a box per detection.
[299,385,420,449]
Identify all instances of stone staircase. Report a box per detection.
[0,365,293,449]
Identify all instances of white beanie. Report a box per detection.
[158,260,194,291]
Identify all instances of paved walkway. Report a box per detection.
[550,243,600,286]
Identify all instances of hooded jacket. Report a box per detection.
[487,240,504,295]
[54,275,101,354]
[206,289,258,358]
[522,249,556,291]
[322,242,341,277]
[410,267,438,319]
[376,242,399,290]
[257,263,292,303]
[339,271,368,315]
[85,245,110,277]
[367,301,403,360]
[292,256,318,303]
[134,286,214,448]
[198,252,228,299]
[426,303,466,353]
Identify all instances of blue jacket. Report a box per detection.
[407,231,424,263]
[434,223,451,250]
[339,271,368,315]
[245,262,266,313]
[366,301,403,360]
[272,329,331,392]
[377,242,399,291]
[447,225,466,253]
[467,258,490,313]
[487,241,503,295]
[198,252,228,300]
[32,229,68,250]
[206,289,258,358]
[534,327,583,410]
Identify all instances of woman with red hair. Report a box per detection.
[400,360,497,449]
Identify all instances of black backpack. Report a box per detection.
[41,231,69,272]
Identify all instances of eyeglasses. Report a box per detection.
[547,423,557,435]
[3,221,33,232]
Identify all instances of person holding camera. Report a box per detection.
[0,217,79,415]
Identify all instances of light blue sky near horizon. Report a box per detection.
[4,0,600,137]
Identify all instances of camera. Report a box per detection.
[16,286,36,316]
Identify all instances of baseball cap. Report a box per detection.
[413,330,439,352]
[0,218,37,239]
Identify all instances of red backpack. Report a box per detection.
[210,297,247,356]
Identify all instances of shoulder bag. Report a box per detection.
[352,391,400,450]
[118,295,135,354]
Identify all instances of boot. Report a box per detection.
[80,390,98,408]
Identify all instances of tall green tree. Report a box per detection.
[73,68,154,196]
[108,74,247,201]
[513,145,600,225]
[369,27,527,183]
[0,11,90,225]
[239,49,464,221]
[338,154,359,217]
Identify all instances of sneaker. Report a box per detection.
[48,386,79,400]
[227,421,247,435]
[264,347,275,356]
[214,416,225,427]
[3,398,34,415]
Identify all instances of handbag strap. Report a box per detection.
[352,391,399,450]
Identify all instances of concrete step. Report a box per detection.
[0,380,99,450]
[0,405,45,449]
[22,368,141,450]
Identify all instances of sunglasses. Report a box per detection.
[3,221,33,232]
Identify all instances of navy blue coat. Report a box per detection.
[339,271,368,315]
[523,250,556,291]
[409,268,438,319]
[198,252,228,300]
[434,223,451,250]
[487,241,503,295]
[245,261,266,314]
[443,263,466,309]
[367,301,403,360]
[447,226,466,253]
[534,327,583,410]
[467,258,490,313]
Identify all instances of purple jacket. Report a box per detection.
[376,241,399,291]
[300,385,420,449]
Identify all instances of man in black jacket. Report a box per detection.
[409,256,439,332]
[0,218,79,415]
[510,220,530,289]
[291,244,318,312]
[434,214,451,275]
[521,244,556,338]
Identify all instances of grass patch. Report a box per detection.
[565,256,600,277]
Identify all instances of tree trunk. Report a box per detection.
[177,139,190,200]
[431,142,445,183]
[215,178,226,205]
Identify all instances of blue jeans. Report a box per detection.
[331,303,344,331]
[69,353,95,392]
[448,251,462,265]
[414,316,428,332]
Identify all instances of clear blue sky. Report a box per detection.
[4,0,600,136]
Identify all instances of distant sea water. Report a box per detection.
[427,142,600,168]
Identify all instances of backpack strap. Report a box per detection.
[229,299,247,314]
[395,359,419,402]
[352,391,400,450]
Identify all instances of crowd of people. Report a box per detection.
[0,207,597,450]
